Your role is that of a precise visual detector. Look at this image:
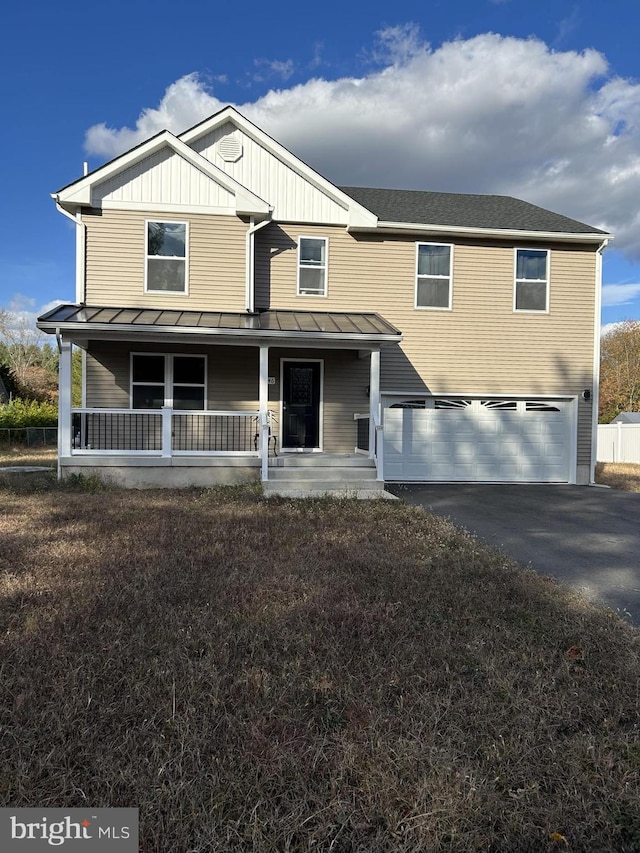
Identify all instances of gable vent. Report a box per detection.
[217,134,243,163]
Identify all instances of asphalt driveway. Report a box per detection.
[389,484,640,625]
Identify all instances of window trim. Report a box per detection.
[415,242,453,311]
[144,219,189,296]
[513,247,549,314]
[130,352,207,410]
[297,235,328,298]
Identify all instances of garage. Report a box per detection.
[383,397,575,483]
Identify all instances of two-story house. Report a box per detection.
[38,106,610,493]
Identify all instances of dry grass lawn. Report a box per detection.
[596,462,640,492]
[0,446,57,468]
[1,476,639,852]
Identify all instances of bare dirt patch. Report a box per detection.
[596,462,640,492]
[1,481,639,851]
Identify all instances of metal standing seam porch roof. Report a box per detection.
[37,305,403,344]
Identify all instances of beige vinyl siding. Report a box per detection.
[84,209,247,311]
[85,346,130,407]
[268,348,369,453]
[577,398,594,466]
[85,343,369,454]
[256,223,598,461]
[86,343,259,410]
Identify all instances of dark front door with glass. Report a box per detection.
[282,361,321,449]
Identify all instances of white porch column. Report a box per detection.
[161,406,172,458]
[259,345,269,481]
[369,349,380,460]
[58,338,73,476]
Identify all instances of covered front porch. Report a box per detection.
[38,305,402,491]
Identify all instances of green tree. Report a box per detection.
[72,347,83,407]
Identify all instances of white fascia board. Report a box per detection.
[57,131,177,206]
[180,106,378,228]
[354,221,612,243]
[38,320,402,346]
[380,390,577,399]
[55,131,270,216]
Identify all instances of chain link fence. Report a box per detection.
[0,427,58,448]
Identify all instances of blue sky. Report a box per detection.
[2,0,640,331]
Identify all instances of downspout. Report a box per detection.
[245,217,272,312]
[54,197,86,304]
[590,238,609,484]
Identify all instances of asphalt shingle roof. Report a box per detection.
[339,186,607,235]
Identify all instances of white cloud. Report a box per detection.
[85,29,640,257]
[554,7,581,46]
[253,58,295,81]
[7,294,36,313]
[368,22,426,65]
[1,293,65,336]
[600,321,624,337]
[601,282,640,306]
[84,74,225,158]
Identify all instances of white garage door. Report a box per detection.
[383,397,573,482]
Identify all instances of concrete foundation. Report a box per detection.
[61,463,259,489]
[576,463,590,486]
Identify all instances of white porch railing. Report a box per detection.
[354,413,370,454]
[70,408,261,457]
[354,411,384,481]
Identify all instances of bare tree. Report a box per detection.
[0,308,45,388]
[599,320,640,422]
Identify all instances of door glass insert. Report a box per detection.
[290,367,314,406]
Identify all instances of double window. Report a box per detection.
[514,249,549,312]
[416,243,452,309]
[298,236,327,296]
[145,221,188,294]
[131,354,206,409]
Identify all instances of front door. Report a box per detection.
[282,361,321,450]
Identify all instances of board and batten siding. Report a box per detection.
[256,223,598,466]
[83,208,248,311]
[92,148,236,209]
[190,122,350,225]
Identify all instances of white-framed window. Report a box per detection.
[131,353,206,409]
[514,248,549,312]
[415,243,452,309]
[145,220,188,294]
[297,236,327,296]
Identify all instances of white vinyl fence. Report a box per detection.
[597,423,640,463]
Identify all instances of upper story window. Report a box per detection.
[416,243,452,309]
[131,353,206,410]
[146,221,188,294]
[514,249,549,312]
[298,236,327,296]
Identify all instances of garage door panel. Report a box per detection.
[383,397,572,483]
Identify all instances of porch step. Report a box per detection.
[265,477,382,492]
[270,453,374,469]
[263,453,388,498]
[268,466,377,482]
[264,486,396,500]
